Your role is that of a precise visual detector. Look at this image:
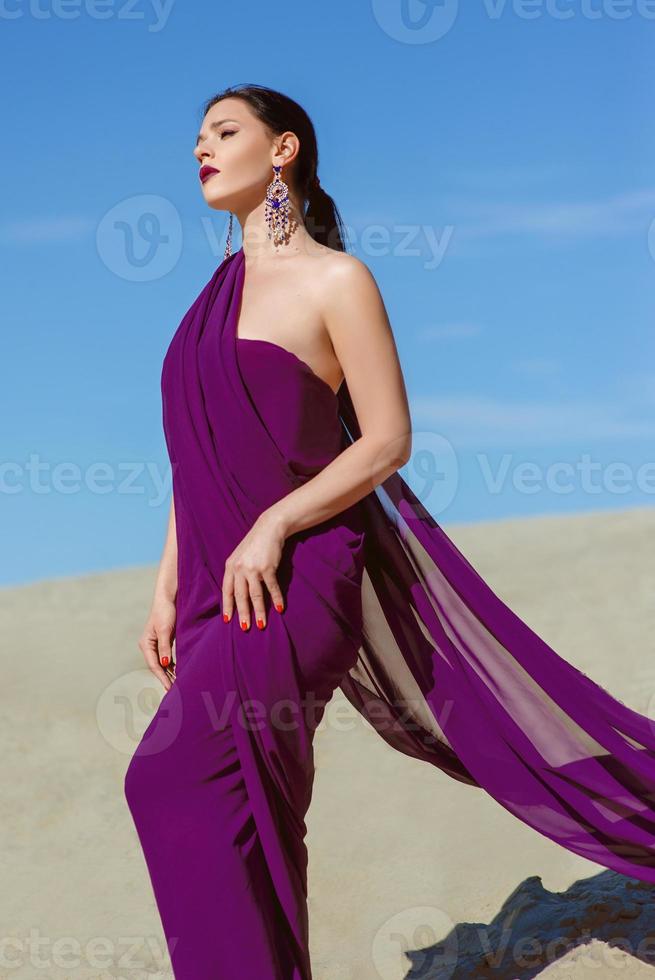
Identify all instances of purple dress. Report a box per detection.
[125,246,655,979]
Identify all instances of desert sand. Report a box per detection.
[3,505,655,979]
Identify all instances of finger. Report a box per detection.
[222,562,235,623]
[234,571,251,631]
[141,636,173,692]
[262,569,285,614]
[138,632,158,665]
[247,573,267,630]
[158,630,177,685]
[157,627,173,671]
[155,665,173,692]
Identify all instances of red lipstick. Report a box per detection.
[199,165,220,184]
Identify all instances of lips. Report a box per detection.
[199,165,220,183]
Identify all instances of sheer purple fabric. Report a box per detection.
[125,244,655,980]
[338,385,655,879]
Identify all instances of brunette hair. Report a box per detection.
[199,83,348,252]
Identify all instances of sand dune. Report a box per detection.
[3,505,655,979]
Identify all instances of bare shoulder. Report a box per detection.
[314,248,379,295]
[312,249,390,348]
[312,249,387,329]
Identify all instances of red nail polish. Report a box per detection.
[161,656,169,667]
[240,620,248,630]
[223,613,229,622]
[257,618,264,629]
[275,603,284,613]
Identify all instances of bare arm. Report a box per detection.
[153,495,178,603]
[138,495,178,689]
[265,255,412,539]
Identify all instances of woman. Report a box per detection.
[124,84,655,980]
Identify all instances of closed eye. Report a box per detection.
[220,130,236,139]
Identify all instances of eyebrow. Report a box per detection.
[195,119,239,146]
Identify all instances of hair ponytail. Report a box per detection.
[303,182,348,252]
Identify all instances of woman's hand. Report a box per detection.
[222,510,287,631]
[138,595,177,691]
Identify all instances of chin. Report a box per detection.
[202,191,230,211]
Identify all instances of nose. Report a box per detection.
[194,142,212,163]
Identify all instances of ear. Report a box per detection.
[272,130,300,169]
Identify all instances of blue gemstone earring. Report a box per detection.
[223,211,233,259]
[264,164,291,247]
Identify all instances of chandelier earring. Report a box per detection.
[223,211,234,260]
[264,164,296,248]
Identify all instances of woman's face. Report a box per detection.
[193,97,295,212]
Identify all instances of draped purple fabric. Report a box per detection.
[125,245,655,980]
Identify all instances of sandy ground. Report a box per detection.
[3,505,655,979]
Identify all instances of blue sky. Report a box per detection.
[2,0,653,586]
